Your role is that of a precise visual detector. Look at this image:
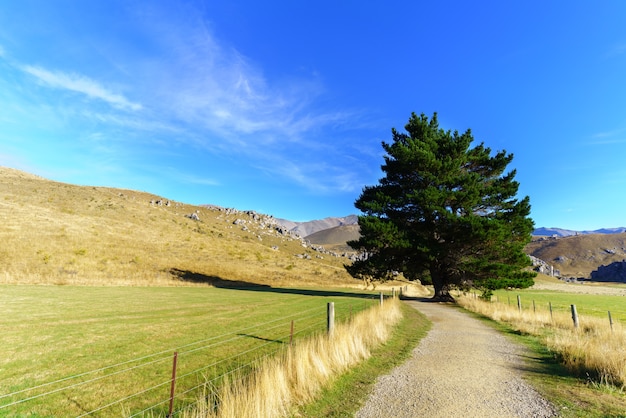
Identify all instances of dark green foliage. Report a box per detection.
[347,112,536,300]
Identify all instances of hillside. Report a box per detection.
[526,233,626,280]
[276,215,358,238]
[0,167,359,287]
[306,224,361,253]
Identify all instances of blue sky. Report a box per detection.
[1,1,625,229]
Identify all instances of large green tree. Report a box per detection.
[347,112,536,300]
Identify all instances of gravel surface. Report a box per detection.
[356,299,558,418]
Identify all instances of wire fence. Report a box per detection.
[464,291,624,330]
[1,295,383,417]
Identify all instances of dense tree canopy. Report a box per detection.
[347,112,536,300]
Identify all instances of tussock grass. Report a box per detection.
[186,299,402,418]
[0,167,359,287]
[458,295,626,388]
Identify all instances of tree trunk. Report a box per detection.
[431,269,456,302]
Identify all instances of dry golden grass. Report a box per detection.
[0,167,360,287]
[185,298,402,418]
[458,295,626,388]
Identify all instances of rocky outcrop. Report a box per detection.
[186,212,200,221]
[590,260,626,282]
[528,255,560,277]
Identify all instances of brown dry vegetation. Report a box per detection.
[0,167,361,288]
[526,233,626,278]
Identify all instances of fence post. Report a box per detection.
[533,300,536,313]
[167,351,178,418]
[571,304,579,329]
[290,320,295,345]
[608,311,614,332]
[327,302,335,335]
[549,302,553,321]
[392,287,396,299]
[379,292,384,306]
[517,295,522,312]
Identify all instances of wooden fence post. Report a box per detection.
[379,292,384,306]
[549,302,553,321]
[290,320,294,345]
[533,300,536,313]
[327,302,335,335]
[517,295,522,312]
[571,304,579,329]
[608,311,614,332]
[167,351,178,418]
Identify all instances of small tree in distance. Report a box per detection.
[346,112,536,301]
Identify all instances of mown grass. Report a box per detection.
[0,285,381,416]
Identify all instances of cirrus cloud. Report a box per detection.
[21,65,142,111]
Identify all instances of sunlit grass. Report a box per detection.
[491,287,626,322]
[184,298,403,418]
[458,295,626,388]
[0,285,380,416]
[0,167,359,287]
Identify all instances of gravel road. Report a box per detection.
[356,299,558,418]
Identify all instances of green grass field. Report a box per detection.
[0,285,380,417]
[492,288,626,324]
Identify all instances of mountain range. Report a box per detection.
[3,164,625,284]
[275,215,626,241]
[532,227,626,237]
[277,216,626,282]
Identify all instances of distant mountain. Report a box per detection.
[533,227,580,237]
[533,227,626,237]
[306,224,361,252]
[276,215,358,238]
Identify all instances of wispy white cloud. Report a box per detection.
[132,7,349,146]
[607,41,626,57]
[589,129,626,145]
[21,65,142,111]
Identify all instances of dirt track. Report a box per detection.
[356,299,558,417]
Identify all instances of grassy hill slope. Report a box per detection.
[526,233,626,279]
[0,167,359,287]
[306,224,361,253]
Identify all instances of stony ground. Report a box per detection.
[356,299,559,418]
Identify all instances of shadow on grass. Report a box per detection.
[236,334,286,344]
[169,268,380,300]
